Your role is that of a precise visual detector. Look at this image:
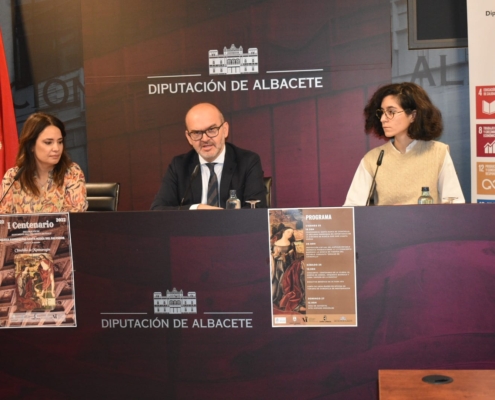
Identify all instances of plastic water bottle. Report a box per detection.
[226,190,241,209]
[418,187,434,204]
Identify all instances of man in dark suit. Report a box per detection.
[151,103,267,210]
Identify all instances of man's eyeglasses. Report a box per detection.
[376,109,406,120]
[187,121,225,141]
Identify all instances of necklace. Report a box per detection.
[36,175,49,189]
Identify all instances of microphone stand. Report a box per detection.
[178,164,200,210]
[366,150,384,206]
[0,166,25,206]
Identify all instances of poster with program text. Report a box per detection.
[0,213,76,328]
[268,208,357,327]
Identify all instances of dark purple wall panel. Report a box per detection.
[97,136,132,210]
[129,130,161,210]
[82,0,392,209]
[318,89,368,205]
[230,107,273,178]
[273,100,320,207]
[158,122,192,177]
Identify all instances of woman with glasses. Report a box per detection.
[344,82,464,206]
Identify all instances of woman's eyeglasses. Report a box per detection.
[376,109,406,120]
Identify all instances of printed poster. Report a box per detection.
[268,208,357,327]
[0,213,76,328]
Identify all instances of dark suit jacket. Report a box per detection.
[151,143,267,210]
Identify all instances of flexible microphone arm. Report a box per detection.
[178,164,200,210]
[0,166,25,206]
[366,150,384,206]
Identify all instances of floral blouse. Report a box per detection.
[0,163,88,214]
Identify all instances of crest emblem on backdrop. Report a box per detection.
[208,44,259,76]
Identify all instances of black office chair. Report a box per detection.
[263,177,272,208]
[86,183,120,211]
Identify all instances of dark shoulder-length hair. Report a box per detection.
[364,82,443,141]
[16,112,72,196]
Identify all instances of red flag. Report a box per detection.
[0,27,19,178]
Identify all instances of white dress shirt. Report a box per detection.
[189,146,226,209]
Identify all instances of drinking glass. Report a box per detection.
[245,200,261,209]
[442,197,458,204]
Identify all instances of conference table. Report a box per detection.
[1,205,495,399]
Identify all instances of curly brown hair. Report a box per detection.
[16,112,72,196]
[364,82,443,141]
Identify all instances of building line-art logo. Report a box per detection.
[208,44,259,76]
[154,288,197,314]
[147,43,324,81]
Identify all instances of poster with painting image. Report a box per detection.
[0,213,76,328]
[268,207,357,328]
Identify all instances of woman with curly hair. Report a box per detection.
[344,82,464,206]
[0,112,87,213]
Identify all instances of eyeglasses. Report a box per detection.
[376,109,406,120]
[187,121,225,141]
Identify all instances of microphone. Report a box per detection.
[366,150,384,206]
[0,166,25,206]
[178,164,200,210]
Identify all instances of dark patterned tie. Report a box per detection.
[206,163,219,206]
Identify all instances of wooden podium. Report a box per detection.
[379,370,495,399]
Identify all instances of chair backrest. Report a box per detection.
[263,177,272,208]
[86,183,120,211]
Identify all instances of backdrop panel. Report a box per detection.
[81,0,392,210]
